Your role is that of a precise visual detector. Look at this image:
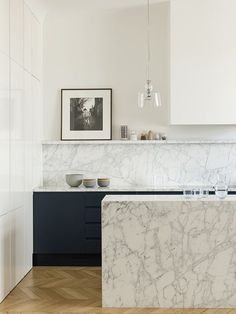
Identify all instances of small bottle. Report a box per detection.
[147,130,154,140]
[120,125,128,140]
[155,133,161,140]
[130,131,137,141]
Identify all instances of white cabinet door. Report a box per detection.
[10,61,25,211]
[24,71,33,193]
[23,3,32,73]
[0,0,9,57]
[31,15,41,79]
[32,77,42,188]
[10,0,24,66]
[24,196,32,272]
[24,71,33,272]
[0,213,11,302]
[11,207,25,287]
[0,53,10,216]
[170,0,236,125]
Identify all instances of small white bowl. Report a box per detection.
[97,178,110,187]
[66,174,83,187]
[83,179,96,188]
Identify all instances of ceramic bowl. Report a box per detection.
[97,178,110,187]
[83,179,96,188]
[66,174,83,187]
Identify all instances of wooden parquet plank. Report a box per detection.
[0,267,233,314]
[203,310,232,314]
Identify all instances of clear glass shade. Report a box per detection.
[138,80,162,108]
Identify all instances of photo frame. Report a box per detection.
[61,88,112,141]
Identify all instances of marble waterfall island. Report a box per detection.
[102,195,236,308]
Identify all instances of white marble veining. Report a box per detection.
[102,195,236,308]
[43,142,236,188]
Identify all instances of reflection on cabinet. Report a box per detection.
[0,214,11,301]
[170,0,236,125]
[0,53,10,216]
[24,4,42,79]
[23,3,32,73]
[10,61,25,211]
[10,0,24,66]
[11,207,25,286]
[0,0,9,56]
[31,15,41,79]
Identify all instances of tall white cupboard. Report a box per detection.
[0,0,43,302]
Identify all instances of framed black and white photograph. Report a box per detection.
[61,88,112,140]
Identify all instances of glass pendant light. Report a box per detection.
[138,0,162,109]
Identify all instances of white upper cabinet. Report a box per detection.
[0,0,9,57]
[10,0,24,66]
[170,0,236,125]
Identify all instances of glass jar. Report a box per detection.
[214,175,228,199]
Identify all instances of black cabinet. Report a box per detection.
[34,192,85,254]
[34,191,133,266]
[33,191,180,266]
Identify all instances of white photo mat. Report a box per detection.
[61,89,112,140]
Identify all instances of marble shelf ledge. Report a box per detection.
[34,186,236,193]
[33,185,185,193]
[42,140,236,145]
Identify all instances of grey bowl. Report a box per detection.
[66,174,83,187]
[83,179,96,188]
[97,178,110,187]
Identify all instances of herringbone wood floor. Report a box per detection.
[0,267,235,314]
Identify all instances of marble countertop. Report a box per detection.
[103,194,236,202]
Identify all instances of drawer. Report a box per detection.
[84,193,105,207]
[85,224,101,239]
[85,207,101,223]
[85,239,101,254]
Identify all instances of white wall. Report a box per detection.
[43,0,236,140]
[0,0,43,302]
[43,2,169,140]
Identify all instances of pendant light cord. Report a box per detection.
[147,0,151,82]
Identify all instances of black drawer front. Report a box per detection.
[85,224,101,239]
[85,239,101,254]
[84,193,105,207]
[85,207,101,223]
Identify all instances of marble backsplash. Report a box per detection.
[42,142,236,188]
